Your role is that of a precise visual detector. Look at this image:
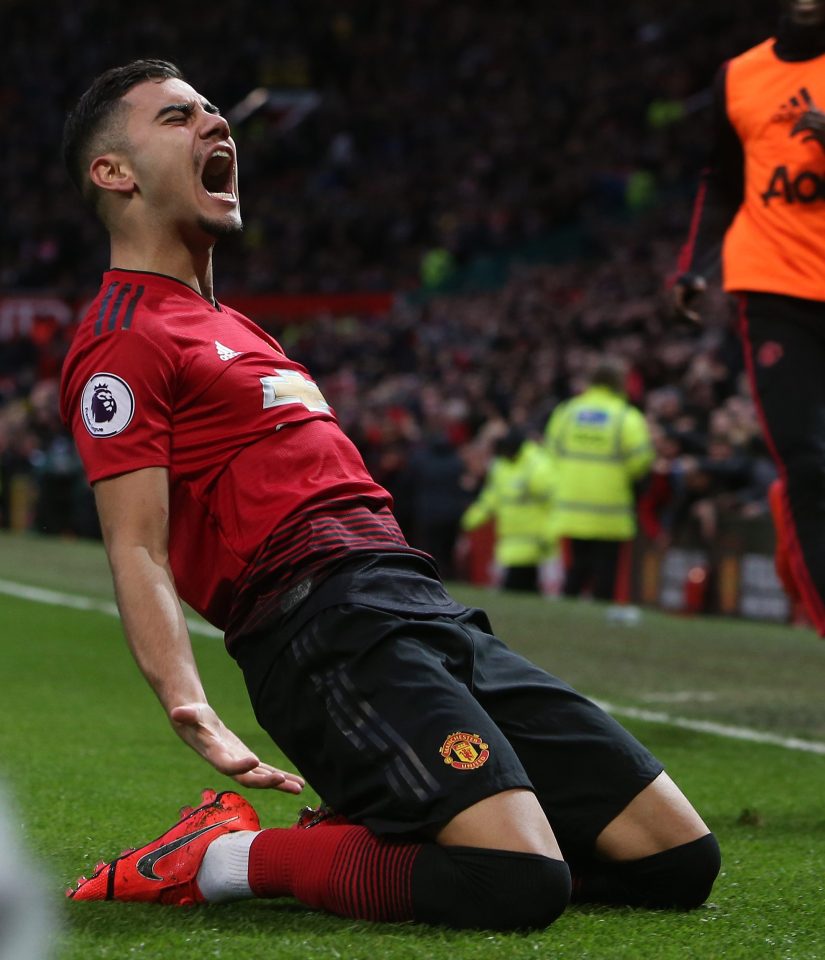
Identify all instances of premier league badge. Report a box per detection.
[81,373,135,437]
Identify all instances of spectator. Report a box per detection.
[406,428,473,579]
[3,1,776,296]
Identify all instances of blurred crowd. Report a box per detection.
[4,0,775,294]
[1,0,781,569]
[307,252,775,575]
[1,248,776,572]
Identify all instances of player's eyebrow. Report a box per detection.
[154,100,222,120]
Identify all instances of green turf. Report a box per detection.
[2,531,825,958]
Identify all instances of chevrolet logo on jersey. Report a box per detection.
[261,368,331,414]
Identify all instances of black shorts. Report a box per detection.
[233,554,663,861]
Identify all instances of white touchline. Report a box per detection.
[0,578,222,639]
[639,691,718,704]
[4,575,825,756]
[594,700,825,756]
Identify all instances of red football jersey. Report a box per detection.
[60,269,414,633]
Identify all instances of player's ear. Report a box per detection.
[89,153,136,196]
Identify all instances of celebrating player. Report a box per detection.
[60,60,719,929]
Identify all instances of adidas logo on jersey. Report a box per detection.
[215,341,242,361]
[772,86,814,123]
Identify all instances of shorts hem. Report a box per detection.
[557,762,665,861]
[358,777,536,838]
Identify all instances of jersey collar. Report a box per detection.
[105,268,222,311]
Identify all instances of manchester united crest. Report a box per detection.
[440,732,490,770]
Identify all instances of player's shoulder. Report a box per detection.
[61,272,188,407]
[80,270,216,340]
[80,272,152,339]
[730,37,777,70]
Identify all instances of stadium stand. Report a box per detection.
[2,0,785,616]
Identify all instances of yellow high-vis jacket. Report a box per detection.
[545,386,653,541]
[461,440,555,567]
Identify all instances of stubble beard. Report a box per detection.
[197,212,244,238]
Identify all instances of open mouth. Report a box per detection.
[201,148,236,201]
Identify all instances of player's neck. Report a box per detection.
[109,233,216,304]
[775,15,825,60]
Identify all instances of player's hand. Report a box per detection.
[169,702,305,793]
[672,274,706,324]
[790,107,825,151]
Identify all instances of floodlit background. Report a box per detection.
[5,3,825,958]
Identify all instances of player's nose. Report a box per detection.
[199,109,231,142]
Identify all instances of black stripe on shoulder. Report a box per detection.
[93,283,146,334]
[106,283,132,332]
[121,285,145,330]
[94,281,119,336]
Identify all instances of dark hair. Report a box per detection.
[62,59,183,206]
[590,355,628,394]
[495,427,525,460]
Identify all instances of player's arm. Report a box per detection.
[673,62,744,322]
[94,466,304,793]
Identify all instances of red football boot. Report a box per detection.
[67,788,260,905]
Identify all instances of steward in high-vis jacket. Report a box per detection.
[545,357,653,601]
[673,0,825,635]
[461,429,555,593]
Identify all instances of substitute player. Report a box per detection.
[675,0,825,633]
[60,60,719,929]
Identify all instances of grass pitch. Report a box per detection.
[2,531,825,959]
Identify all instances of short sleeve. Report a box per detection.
[63,330,176,483]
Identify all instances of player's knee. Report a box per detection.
[412,846,571,930]
[477,852,571,929]
[635,833,721,910]
[666,832,721,909]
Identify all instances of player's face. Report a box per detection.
[785,0,825,26]
[122,77,241,238]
